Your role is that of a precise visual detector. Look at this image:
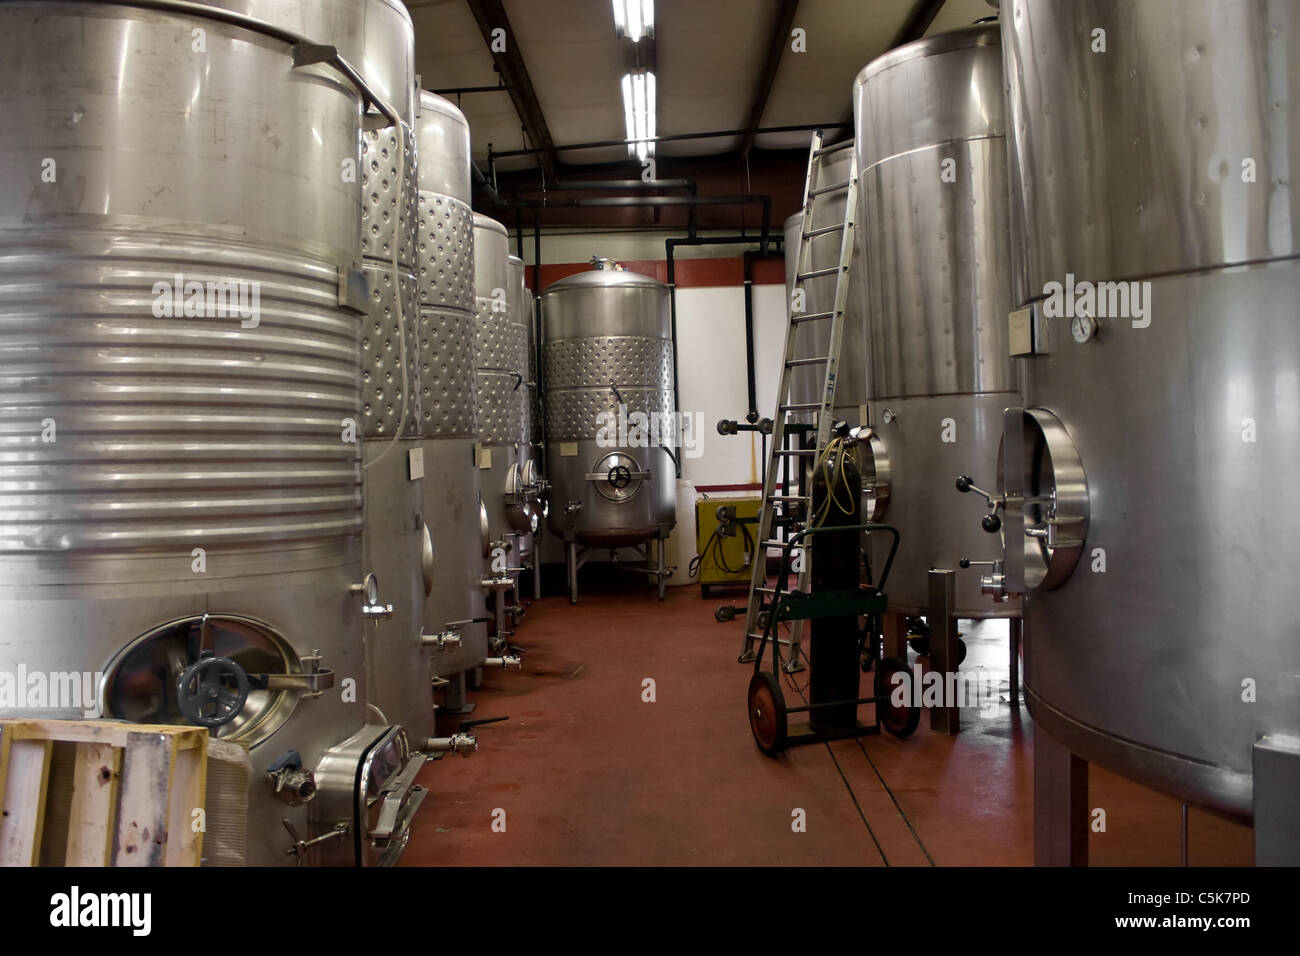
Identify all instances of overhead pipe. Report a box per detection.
[471,160,504,207]
[664,229,782,476]
[488,122,851,160]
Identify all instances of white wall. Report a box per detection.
[674,283,787,489]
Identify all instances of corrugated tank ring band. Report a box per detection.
[0,225,364,557]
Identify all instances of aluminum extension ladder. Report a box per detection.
[738,130,859,669]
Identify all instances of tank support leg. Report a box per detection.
[567,540,578,604]
[1034,730,1089,866]
[533,549,542,600]
[1253,735,1300,865]
[927,569,959,735]
[656,534,666,601]
[882,612,908,661]
[1008,617,1022,708]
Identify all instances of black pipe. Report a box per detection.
[665,230,780,478]
[432,85,515,95]
[485,194,770,231]
[742,251,758,423]
[533,215,544,472]
[535,179,697,195]
[471,161,504,207]
[489,122,850,159]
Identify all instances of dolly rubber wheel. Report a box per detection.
[715,604,736,622]
[747,671,788,756]
[874,656,920,739]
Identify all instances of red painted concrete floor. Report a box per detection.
[403,579,1254,866]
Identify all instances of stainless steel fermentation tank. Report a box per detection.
[414,91,502,707]
[996,0,1300,861]
[506,259,546,600]
[472,217,532,638]
[354,0,435,751]
[542,260,677,602]
[0,0,425,866]
[853,25,1021,622]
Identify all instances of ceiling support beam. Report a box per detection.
[738,0,801,158]
[465,0,558,179]
[891,0,947,48]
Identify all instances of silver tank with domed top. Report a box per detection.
[542,259,677,603]
[0,0,428,866]
[414,90,499,705]
[472,216,531,644]
[994,0,1300,863]
[852,23,1023,624]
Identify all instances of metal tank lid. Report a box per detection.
[419,89,469,128]
[853,21,999,89]
[472,213,508,237]
[542,258,666,294]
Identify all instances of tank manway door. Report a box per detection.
[954,407,1090,601]
[587,452,651,501]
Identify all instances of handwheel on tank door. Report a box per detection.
[747,670,788,756]
[177,651,251,728]
[874,656,920,738]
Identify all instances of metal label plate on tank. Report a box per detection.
[408,447,425,480]
[478,448,493,469]
[559,441,578,457]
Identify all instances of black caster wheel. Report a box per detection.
[908,635,930,656]
[700,584,710,598]
[874,656,920,739]
[956,637,968,667]
[747,671,788,756]
[715,605,737,623]
[177,652,250,729]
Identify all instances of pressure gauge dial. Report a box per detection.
[1070,313,1098,343]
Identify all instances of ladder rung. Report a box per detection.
[748,633,799,646]
[786,356,829,367]
[767,495,807,502]
[802,223,844,240]
[774,449,815,456]
[790,310,835,324]
[796,266,842,282]
[808,179,851,197]
[780,402,821,411]
[763,539,802,549]
[814,140,854,159]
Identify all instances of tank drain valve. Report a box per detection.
[424,733,478,757]
[481,574,513,592]
[959,558,1008,602]
[267,751,318,806]
[422,630,462,650]
[955,475,1006,532]
[484,654,523,670]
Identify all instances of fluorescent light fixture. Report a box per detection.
[621,70,656,162]
[612,0,654,42]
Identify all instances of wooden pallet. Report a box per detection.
[0,718,208,867]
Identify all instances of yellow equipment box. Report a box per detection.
[693,496,762,595]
